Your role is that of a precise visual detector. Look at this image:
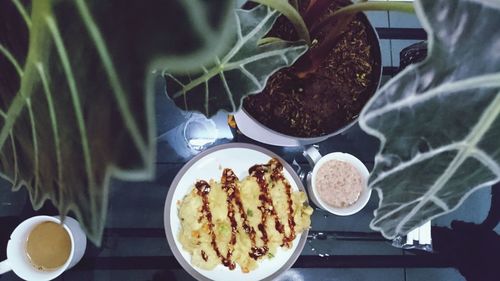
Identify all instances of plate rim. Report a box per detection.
[163,142,309,281]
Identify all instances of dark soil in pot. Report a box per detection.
[243,0,381,138]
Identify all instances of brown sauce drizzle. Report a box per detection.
[194,158,297,268]
[231,176,263,259]
[201,250,208,262]
[269,159,296,247]
[195,180,235,270]
[248,164,272,259]
[249,158,297,254]
[220,169,239,269]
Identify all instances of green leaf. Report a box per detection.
[251,0,310,45]
[165,5,308,117]
[0,0,233,244]
[359,0,500,239]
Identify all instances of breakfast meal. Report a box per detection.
[177,158,313,273]
[315,160,363,208]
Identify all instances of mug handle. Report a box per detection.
[303,145,322,168]
[0,259,11,275]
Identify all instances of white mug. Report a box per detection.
[0,215,87,281]
[303,146,371,216]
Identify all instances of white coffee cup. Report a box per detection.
[303,146,371,216]
[0,215,87,281]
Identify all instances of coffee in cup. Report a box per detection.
[26,221,72,271]
[0,216,86,281]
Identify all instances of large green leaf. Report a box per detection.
[165,5,308,117]
[0,0,233,244]
[359,0,500,239]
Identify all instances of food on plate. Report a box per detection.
[315,160,363,208]
[178,158,313,273]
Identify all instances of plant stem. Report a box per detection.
[336,1,415,15]
[295,11,356,78]
[290,0,299,11]
[258,36,286,46]
[312,1,414,34]
[297,1,415,77]
[303,0,332,27]
[252,0,311,45]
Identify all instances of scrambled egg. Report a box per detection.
[178,159,313,273]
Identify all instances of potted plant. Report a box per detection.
[166,0,414,146]
[236,0,387,146]
[1,0,498,246]
[166,0,500,240]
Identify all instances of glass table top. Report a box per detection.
[0,91,495,280]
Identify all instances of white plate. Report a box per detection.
[164,143,309,281]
